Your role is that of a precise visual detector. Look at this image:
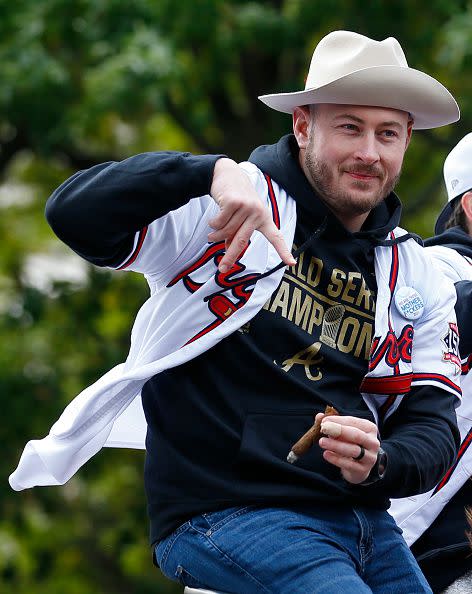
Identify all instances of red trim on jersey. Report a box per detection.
[264,174,280,230]
[117,226,148,270]
[462,354,472,375]
[386,233,400,374]
[432,428,472,495]
[412,373,462,397]
[389,233,399,294]
[360,373,413,395]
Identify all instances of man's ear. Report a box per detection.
[461,191,472,223]
[293,106,311,149]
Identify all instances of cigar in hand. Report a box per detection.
[287,405,339,464]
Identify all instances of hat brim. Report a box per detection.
[259,65,459,130]
[434,196,459,235]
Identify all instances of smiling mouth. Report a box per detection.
[345,171,380,181]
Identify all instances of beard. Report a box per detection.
[304,146,401,219]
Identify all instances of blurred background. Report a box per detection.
[1,1,471,592]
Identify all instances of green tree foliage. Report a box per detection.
[1,1,472,592]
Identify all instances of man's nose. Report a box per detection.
[353,134,380,164]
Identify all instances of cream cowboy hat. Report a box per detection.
[259,30,459,130]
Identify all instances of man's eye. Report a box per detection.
[382,130,398,138]
[342,124,358,131]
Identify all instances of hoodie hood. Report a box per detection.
[248,134,402,245]
[425,225,472,258]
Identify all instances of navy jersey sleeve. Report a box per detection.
[45,151,224,267]
[364,385,460,498]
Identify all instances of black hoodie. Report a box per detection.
[45,136,459,546]
[425,225,472,260]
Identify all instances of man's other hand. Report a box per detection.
[316,414,380,484]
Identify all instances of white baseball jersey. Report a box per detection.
[9,164,460,492]
[389,243,472,546]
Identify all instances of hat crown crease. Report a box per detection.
[305,34,408,90]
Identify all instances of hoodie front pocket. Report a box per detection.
[235,410,339,483]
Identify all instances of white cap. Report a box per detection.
[444,132,472,201]
[435,133,472,234]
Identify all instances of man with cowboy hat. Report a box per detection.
[10,31,462,592]
[390,133,472,593]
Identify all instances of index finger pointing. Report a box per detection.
[259,221,296,267]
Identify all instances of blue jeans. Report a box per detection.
[154,504,432,593]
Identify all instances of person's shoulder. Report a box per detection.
[426,245,472,282]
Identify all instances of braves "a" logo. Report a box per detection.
[368,324,414,373]
[167,241,258,344]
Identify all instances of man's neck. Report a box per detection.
[335,211,370,233]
